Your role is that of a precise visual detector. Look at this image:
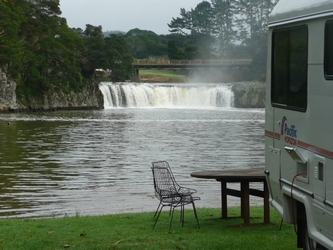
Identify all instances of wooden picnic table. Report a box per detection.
[191,168,270,226]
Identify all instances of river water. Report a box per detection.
[0,82,265,218]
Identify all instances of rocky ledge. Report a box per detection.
[0,68,104,112]
[1,67,266,111]
[0,69,18,111]
[231,81,265,108]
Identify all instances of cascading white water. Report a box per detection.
[99,82,234,108]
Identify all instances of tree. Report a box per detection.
[124,29,168,59]
[81,24,105,75]
[168,1,214,37]
[0,0,25,76]
[211,0,237,58]
[167,40,183,59]
[18,0,86,95]
[191,1,214,36]
[168,8,193,35]
[235,0,277,45]
[166,0,279,79]
[104,34,133,82]
[1,0,87,97]
[235,0,278,79]
[0,0,136,102]
[45,17,84,92]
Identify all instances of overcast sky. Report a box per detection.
[59,0,200,35]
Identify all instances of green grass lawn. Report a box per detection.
[0,206,297,250]
[139,69,187,82]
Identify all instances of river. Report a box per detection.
[0,82,265,218]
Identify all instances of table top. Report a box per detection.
[190,168,266,182]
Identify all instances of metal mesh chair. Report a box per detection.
[151,161,200,230]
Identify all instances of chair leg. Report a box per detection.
[153,202,161,218]
[153,205,164,229]
[169,206,176,231]
[192,202,200,229]
[181,204,185,227]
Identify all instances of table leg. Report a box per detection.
[240,183,244,218]
[264,181,270,224]
[241,181,250,225]
[221,181,227,219]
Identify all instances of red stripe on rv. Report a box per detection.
[265,130,280,140]
[265,130,333,158]
[298,141,333,158]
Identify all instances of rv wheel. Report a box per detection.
[302,216,327,250]
[302,226,316,250]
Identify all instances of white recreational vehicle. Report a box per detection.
[265,0,333,249]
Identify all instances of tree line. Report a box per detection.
[168,0,278,58]
[124,0,278,80]
[0,0,278,100]
[0,0,132,100]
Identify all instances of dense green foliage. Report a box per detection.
[0,0,133,98]
[0,207,296,249]
[0,0,277,100]
[77,24,133,81]
[124,28,168,59]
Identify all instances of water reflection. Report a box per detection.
[0,108,265,217]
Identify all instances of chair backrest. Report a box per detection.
[151,161,179,200]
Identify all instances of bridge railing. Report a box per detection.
[133,59,252,65]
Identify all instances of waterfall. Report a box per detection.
[99,82,234,109]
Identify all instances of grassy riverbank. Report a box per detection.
[139,69,187,83]
[0,207,296,250]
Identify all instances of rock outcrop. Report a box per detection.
[0,68,18,111]
[1,66,266,111]
[231,81,266,108]
[18,82,104,111]
[0,68,104,112]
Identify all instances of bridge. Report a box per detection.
[132,59,252,82]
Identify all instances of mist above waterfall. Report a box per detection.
[99,82,234,109]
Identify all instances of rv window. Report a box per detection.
[271,26,308,111]
[325,21,333,79]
